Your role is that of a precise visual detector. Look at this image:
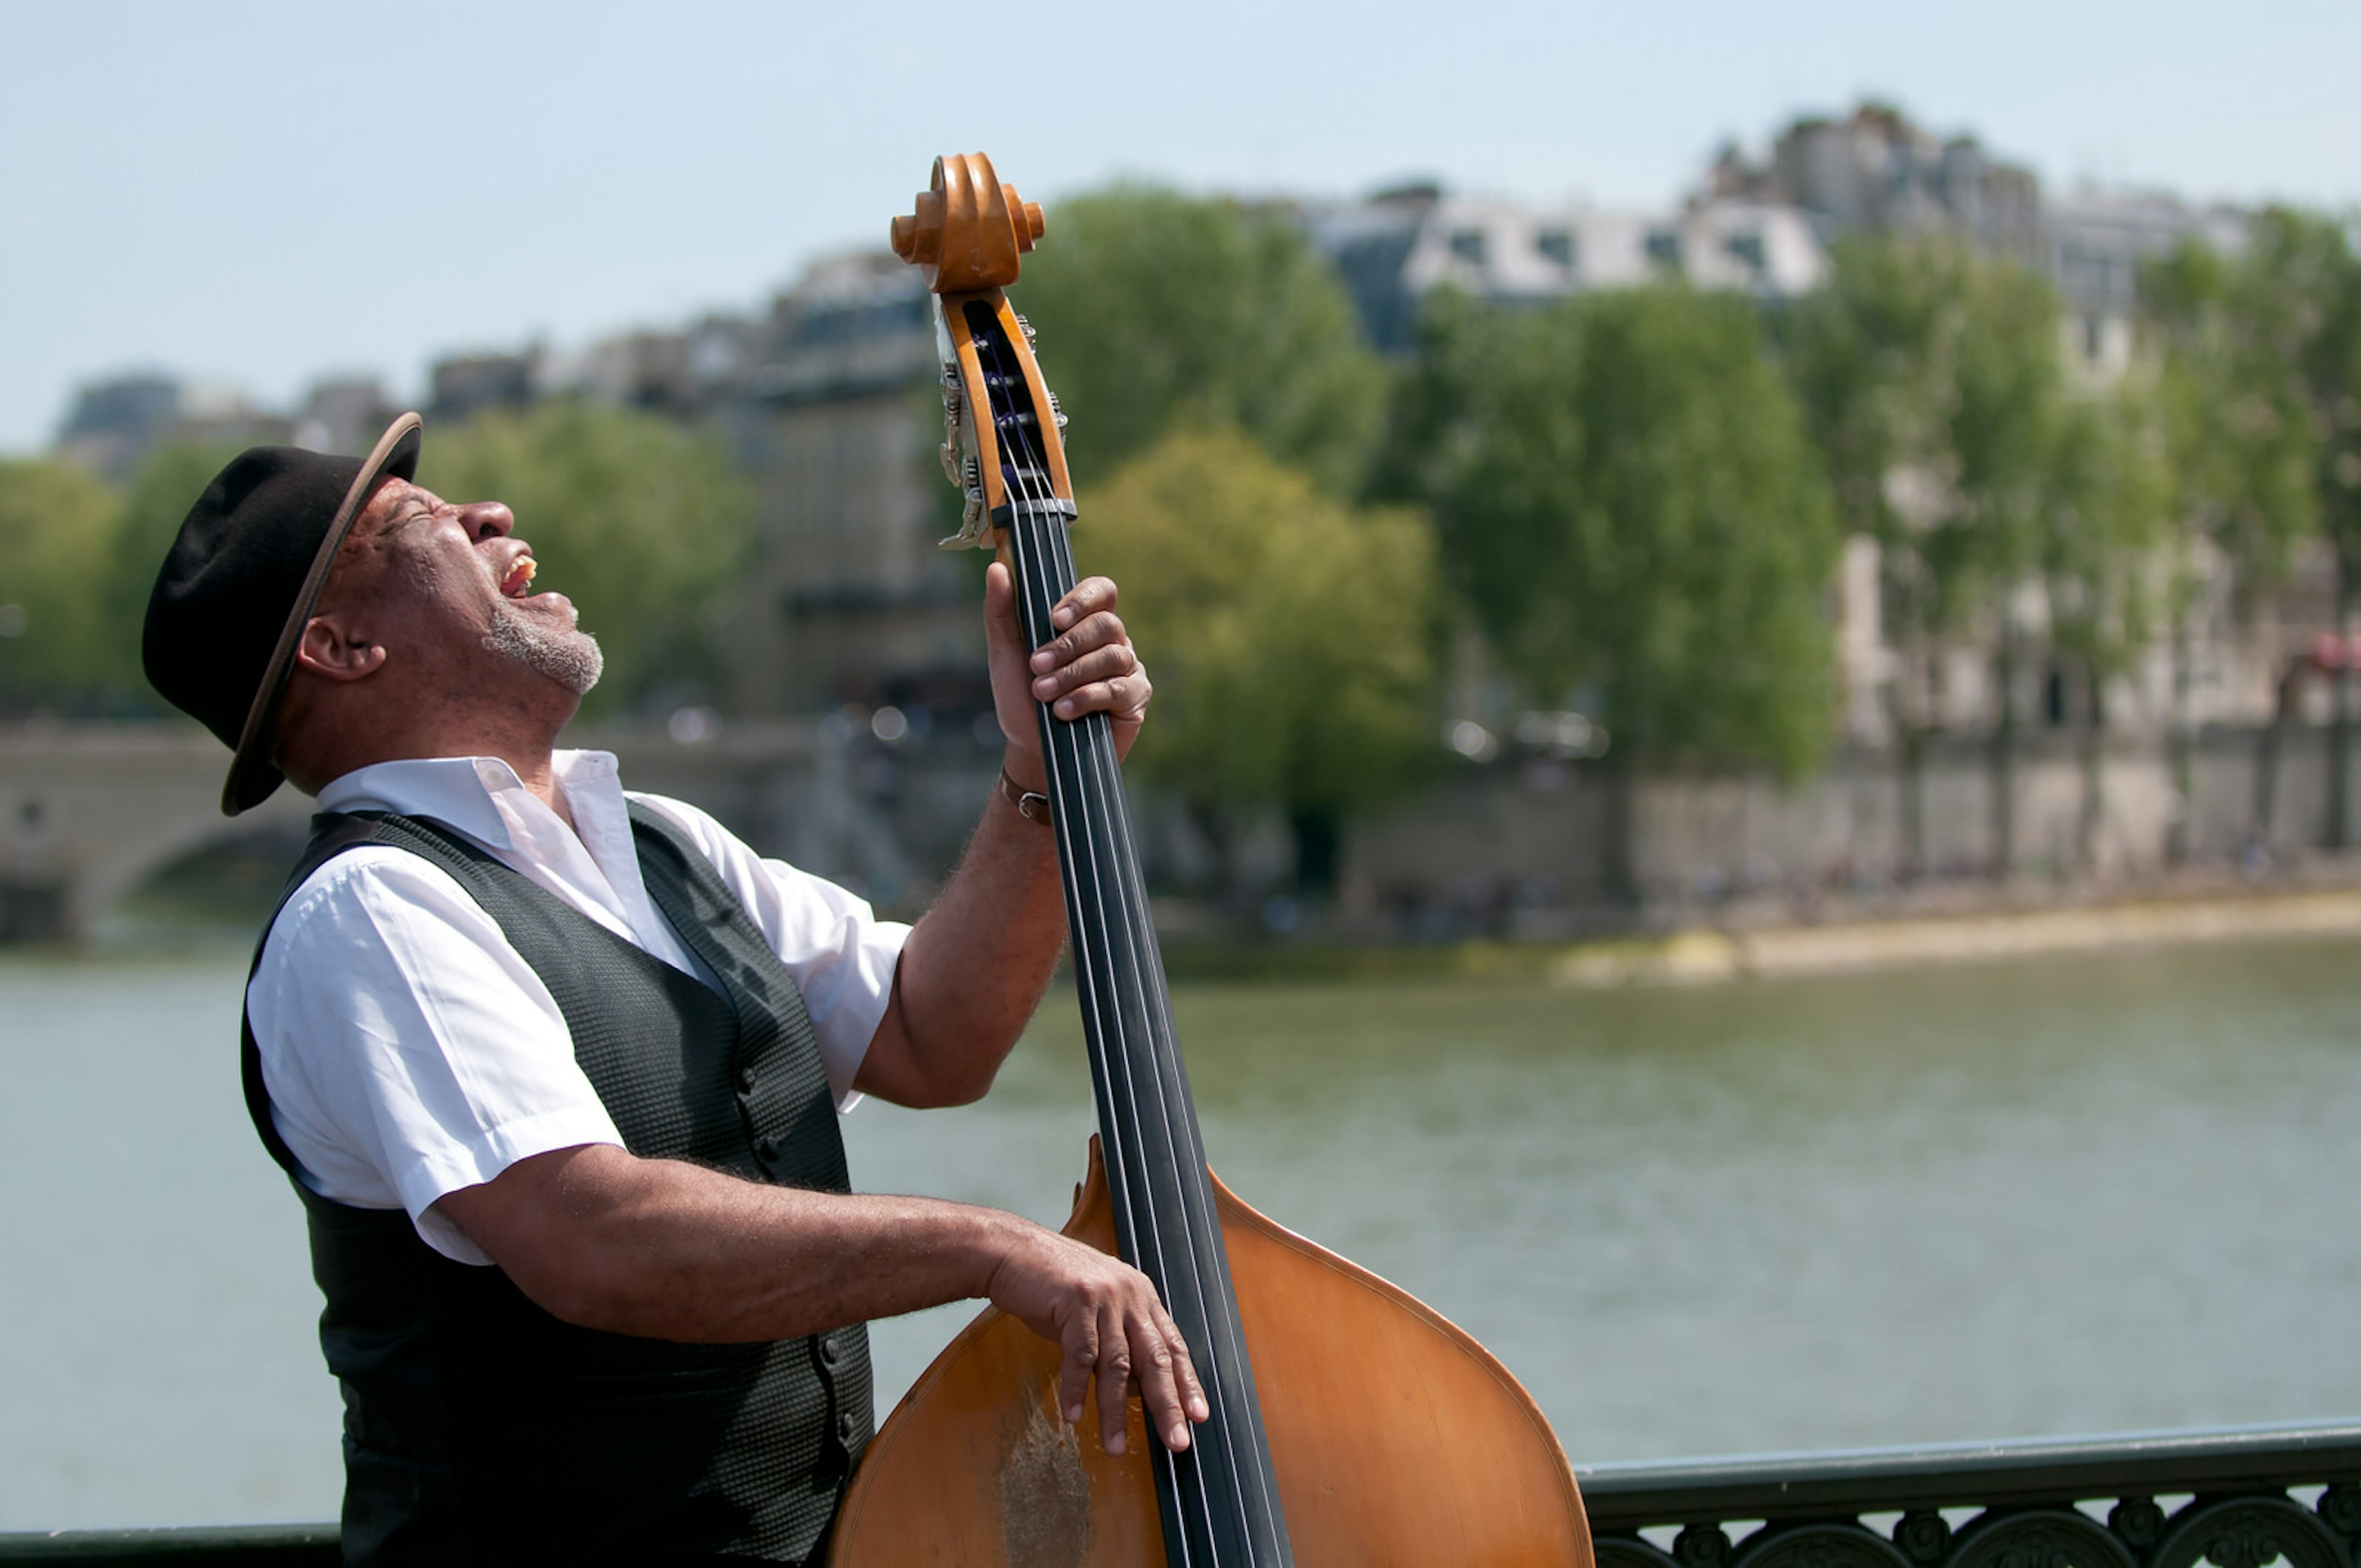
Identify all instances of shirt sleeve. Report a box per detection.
[625,792,911,1109]
[245,848,625,1266]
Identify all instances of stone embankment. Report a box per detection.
[1551,886,2361,985]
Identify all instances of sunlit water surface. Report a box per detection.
[4,938,2358,1529]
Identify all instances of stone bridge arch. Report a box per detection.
[0,719,958,942]
[0,724,310,939]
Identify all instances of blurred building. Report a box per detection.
[53,374,182,481]
[291,376,399,455]
[1709,103,2253,380]
[714,252,983,715]
[425,349,540,425]
[54,372,287,483]
[1305,184,1828,353]
[2046,187,2248,378]
[1704,102,2045,261]
[533,315,761,417]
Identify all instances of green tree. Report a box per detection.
[2039,389,2166,869]
[0,459,127,711]
[1394,285,1841,897]
[0,441,257,715]
[2141,233,2320,853]
[108,441,248,704]
[2235,210,2361,843]
[1782,236,2077,877]
[418,403,753,718]
[1077,427,1438,900]
[1014,187,1386,494]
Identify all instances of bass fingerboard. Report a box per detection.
[968,297,1295,1568]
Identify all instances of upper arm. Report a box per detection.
[844,961,947,1108]
[247,851,625,1264]
[431,1142,636,1322]
[626,794,909,1106]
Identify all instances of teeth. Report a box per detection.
[505,556,537,596]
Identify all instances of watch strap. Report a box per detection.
[997,768,1053,825]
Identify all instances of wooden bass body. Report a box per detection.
[829,1140,1592,1567]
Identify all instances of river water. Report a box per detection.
[4,936,2359,1531]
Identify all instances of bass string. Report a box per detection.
[998,333,1283,1564]
[985,337,1182,1353]
[978,317,1234,1562]
[1038,513,1283,1553]
[995,320,1283,1564]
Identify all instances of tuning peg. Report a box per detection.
[1014,314,1037,348]
[1046,391,1067,430]
[962,453,983,498]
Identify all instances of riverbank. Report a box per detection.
[1162,878,2361,985]
[68,865,2361,987]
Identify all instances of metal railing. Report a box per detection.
[1578,1422,2361,1568]
[2,1421,2353,1564]
[0,1524,333,1563]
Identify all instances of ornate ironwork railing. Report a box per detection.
[0,1420,2352,1563]
[1578,1422,2361,1568]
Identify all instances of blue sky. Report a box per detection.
[4,0,2356,454]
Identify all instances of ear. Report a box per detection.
[293,612,388,682]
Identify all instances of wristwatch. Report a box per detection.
[997,768,1053,825]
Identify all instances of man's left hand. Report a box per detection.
[984,562,1151,791]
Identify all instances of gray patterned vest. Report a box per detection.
[239,803,874,1565]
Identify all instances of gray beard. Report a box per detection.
[482,599,604,696]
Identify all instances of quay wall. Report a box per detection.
[4,720,2358,945]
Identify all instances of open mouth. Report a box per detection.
[499,556,538,599]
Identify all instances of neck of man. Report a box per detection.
[288,682,583,832]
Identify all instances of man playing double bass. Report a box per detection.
[143,412,1209,1564]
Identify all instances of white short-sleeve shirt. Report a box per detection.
[245,751,910,1266]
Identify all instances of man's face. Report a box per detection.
[326,478,603,698]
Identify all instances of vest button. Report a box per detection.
[837,1412,858,1440]
[820,1336,842,1366]
[755,1135,780,1159]
[738,1066,756,1091]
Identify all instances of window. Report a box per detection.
[1449,229,1487,266]
[1723,230,1765,272]
[1536,227,1575,269]
[1645,229,1683,270]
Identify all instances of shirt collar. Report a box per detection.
[315,752,623,853]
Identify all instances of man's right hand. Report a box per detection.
[984,1224,1211,1457]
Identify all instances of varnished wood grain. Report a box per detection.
[828,1141,1593,1567]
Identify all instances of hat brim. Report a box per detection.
[220,412,424,816]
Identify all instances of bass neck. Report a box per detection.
[968,293,1294,1564]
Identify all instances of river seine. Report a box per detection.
[4,936,2358,1531]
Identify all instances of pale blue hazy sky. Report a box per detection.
[4,0,2357,454]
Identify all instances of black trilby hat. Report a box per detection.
[143,412,424,816]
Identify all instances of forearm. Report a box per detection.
[853,561,1146,1107]
[477,1144,1026,1342]
[441,1140,1210,1454]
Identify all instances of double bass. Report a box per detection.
[828,153,1594,1567]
